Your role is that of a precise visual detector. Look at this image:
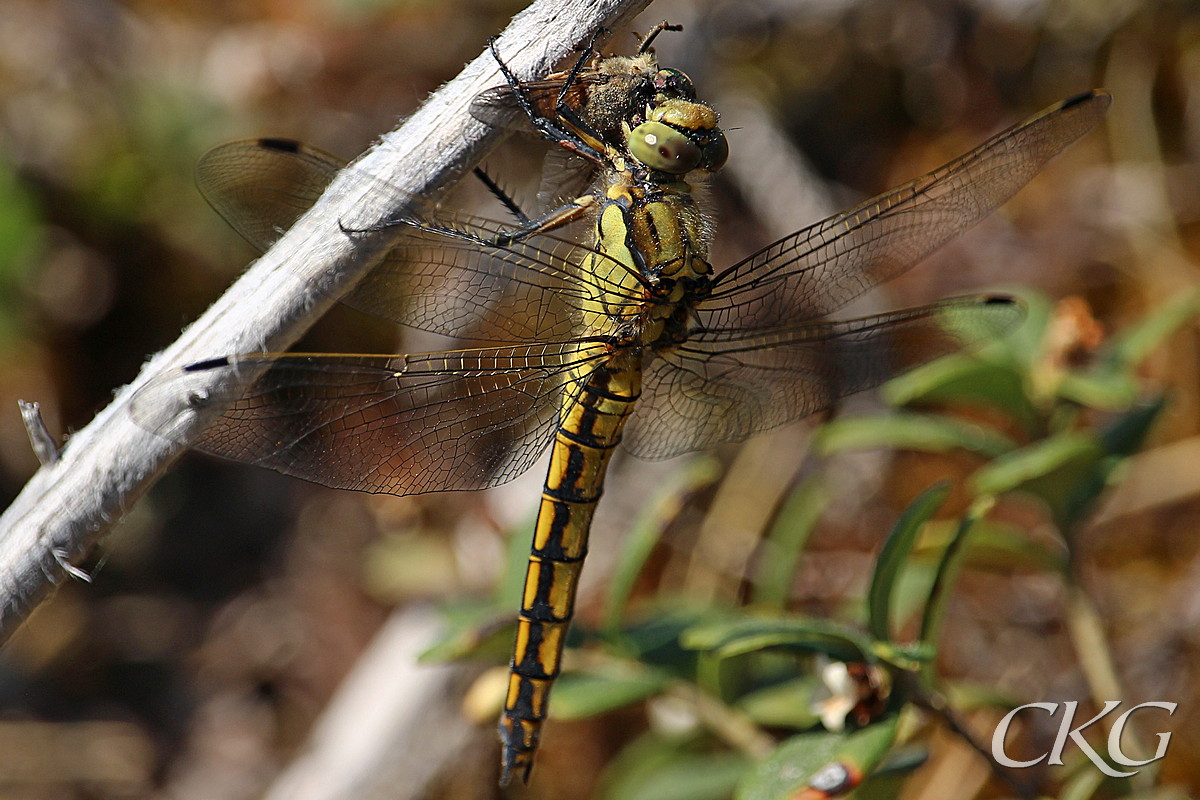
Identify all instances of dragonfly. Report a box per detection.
[469,21,700,212]
[132,31,1111,782]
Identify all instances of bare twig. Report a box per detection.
[18,401,58,466]
[260,608,491,800]
[0,0,654,643]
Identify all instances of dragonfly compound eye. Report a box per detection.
[698,130,728,171]
[629,120,702,173]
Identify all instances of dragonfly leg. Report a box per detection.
[489,195,597,245]
[486,36,611,167]
[472,166,531,225]
[470,163,597,240]
[556,25,607,108]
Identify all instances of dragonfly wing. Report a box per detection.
[196,138,340,251]
[348,216,639,343]
[705,91,1110,329]
[195,139,639,343]
[624,295,1021,459]
[132,343,607,495]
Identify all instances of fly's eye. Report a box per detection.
[629,120,701,173]
[653,68,695,100]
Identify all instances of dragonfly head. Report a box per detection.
[626,99,728,175]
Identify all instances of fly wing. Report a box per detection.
[703,91,1110,330]
[624,295,1021,459]
[132,343,607,495]
[195,139,641,344]
[469,76,598,132]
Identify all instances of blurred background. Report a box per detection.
[1,0,1198,798]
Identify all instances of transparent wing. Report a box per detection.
[704,91,1111,330]
[624,295,1021,459]
[132,343,609,495]
[195,139,644,343]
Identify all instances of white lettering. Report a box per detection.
[993,701,1177,778]
[992,702,1057,768]
[1108,702,1176,768]
[1047,701,1135,778]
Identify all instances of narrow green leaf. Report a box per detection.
[882,355,1034,425]
[419,602,512,663]
[880,289,1047,427]
[682,617,874,664]
[814,413,1016,458]
[867,484,951,642]
[601,740,750,800]
[604,458,722,638]
[1053,395,1169,530]
[606,604,717,677]
[1055,371,1139,410]
[752,478,829,609]
[970,432,1101,497]
[919,499,991,651]
[552,668,671,719]
[1058,759,1107,800]
[996,289,1056,369]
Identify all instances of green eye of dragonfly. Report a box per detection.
[629,120,702,173]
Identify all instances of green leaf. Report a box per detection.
[604,458,722,638]
[1049,395,1169,529]
[972,431,1114,532]
[882,355,1034,428]
[737,676,822,729]
[736,714,901,800]
[867,484,950,642]
[970,431,1101,498]
[1055,370,1139,410]
[418,602,512,663]
[552,668,671,719]
[919,500,990,649]
[1058,759,1107,800]
[682,617,875,664]
[1101,394,1168,459]
[610,604,717,673]
[752,478,828,609]
[814,413,1016,458]
[601,738,750,800]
